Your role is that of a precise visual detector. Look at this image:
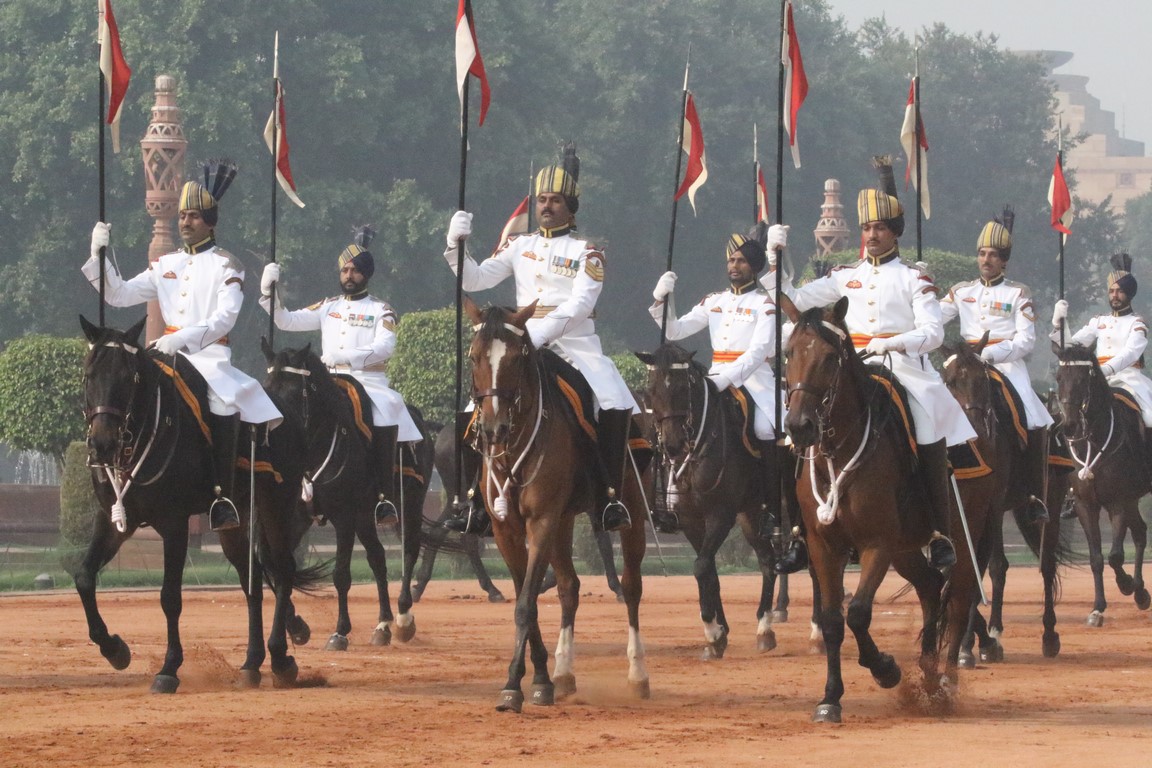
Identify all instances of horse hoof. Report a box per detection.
[272,658,299,689]
[1116,573,1135,596]
[1086,611,1105,628]
[394,618,416,644]
[324,633,349,652]
[700,644,723,661]
[872,656,902,689]
[1043,633,1061,659]
[149,674,179,694]
[1135,588,1151,611]
[770,609,789,623]
[236,669,261,689]
[496,689,524,713]
[757,631,777,653]
[812,703,842,724]
[980,642,1005,664]
[371,625,392,646]
[810,639,826,655]
[554,673,577,699]
[630,679,651,700]
[288,616,311,646]
[487,589,507,603]
[530,682,555,706]
[957,649,976,669]
[102,635,131,671]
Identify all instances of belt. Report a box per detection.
[966,337,1007,345]
[164,326,229,346]
[849,332,897,349]
[330,361,389,374]
[1098,355,1143,369]
[521,305,596,320]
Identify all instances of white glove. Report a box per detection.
[1052,299,1069,328]
[915,261,933,281]
[321,352,347,368]
[152,331,189,356]
[979,347,997,363]
[528,326,547,349]
[1100,363,1115,377]
[446,210,473,247]
[90,221,111,258]
[766,224,789,266]
[864,337,896,356]
[261,263,281,297]
[653,271,677,302]
[708,371,734,392]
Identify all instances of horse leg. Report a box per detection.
[809,540,848,723]
[219,527,265,687]
[1106,504,1135,597]
[353,509,395,646]
[324,517,356,651]
[987,511,1008,638]
[550,517,580,701]
[73,513,133,673]
[959,604,982,669]
[148,529,191,693]
[689,517,732,661]
[393,472,425,641]
[490,518,537,713]
[618,482,650,699]
[893,549,955,706]
[594,529,624,602]
[846,548,902,690]
[467,533,505,602]
[1079,501,1108,626]
[1039,518,1062,657]
[411,511,445,603]
[773,573,790,623]
[738,511,778,652]
[1127,505,1150,610]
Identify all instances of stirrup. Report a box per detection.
[374,496,399,528]
[928,535,956,570]
[651,510,679,534]
[776,536,809,575]
[444,493,492,536]
[598,496,631,533]
[209,496,241,532]
[1026,495,1050,524]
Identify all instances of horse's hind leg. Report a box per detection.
[618,490,650,699]
[467,533,505,602]
[1106,504,1135,597]
[987,511,1008,637]
[773,573,790,622]
[1039,518,1062,657]
[845,549,901,690]
[73,513,133,672]
[323,517,356,651]
[594,529,624,601]
[411,514,444,603]
[1127,505,1150,610]
[355,509,395,646]
[393,471,426,641]
[219,527,266,687]
[738,511,778,652]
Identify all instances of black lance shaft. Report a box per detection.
[772,0,788,544]
[1058,147,1066,349]
[268,76,280,349]
[98,68,107,327]
[914,74,924,264]
[453,78,471,508]
[660,48,691,346]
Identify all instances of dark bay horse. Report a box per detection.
[635,343,791,659]
[78,316,322,692]
[464,297,650,712]
[1054,342,1151,626]
[263,341,433,648]
[940,334,1074,665]
[781,297,987,722]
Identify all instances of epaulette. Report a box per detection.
[367,294,396,312]
[828,264,853,273]
[306,295,340,311]
[214,248,243,273]
[950,278,979,292]
[1003,279,1032,298]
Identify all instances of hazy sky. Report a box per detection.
[834,0,1150,153]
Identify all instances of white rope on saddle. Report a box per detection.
[485,374,545,521]
[1067,407,1114,481]
[103,384,163,533]
[808,408,872,525]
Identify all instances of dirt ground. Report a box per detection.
[1,565,1151,768]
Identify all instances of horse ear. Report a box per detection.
[974,330,990,354]
[511,300,537,328]
[634,351,654,366]
[126,316,147,345]
[1051,339,1064,357]
[833,295,849,324]
[779,292,800,323]
[463,294,483,326]
[79,315,100,343]
[261,336,274,363]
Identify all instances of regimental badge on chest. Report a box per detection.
[346,313,376,328]
[550,254,579,278]
[846,280,863,289]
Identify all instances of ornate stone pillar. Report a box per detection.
[813,179,851,259]
[140,75,187,343]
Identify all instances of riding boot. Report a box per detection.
[1021,427,1050,524]
[443,411,491,536]
[207,414,241,532]
[919,439,957,570]
[370,425,399,527]
[652,464,681,534]
[594,408,634,533]
[774,444,809,574]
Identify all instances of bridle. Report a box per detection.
[1057,357,1115,480]
[266,357,350,498]
[647,358,723,493]
[942,350,997,438]
[785,319,856,448]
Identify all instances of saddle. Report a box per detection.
[986,369,1029,452]
[149,351,212,444]
[332,373,375,443]
[719,385,761,459]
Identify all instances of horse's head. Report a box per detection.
[1053,341,1103,440]
[782,295,854,449]
[262,338,323,422]
[634,344,701,461]
[80,314,149,467]
[940,331,993,421]
[465,296,537,454]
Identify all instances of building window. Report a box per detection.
[1119,173,1135,187]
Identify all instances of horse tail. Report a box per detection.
[263,557,332,596]
[1010,506,1045,558]
[935,576,953,654]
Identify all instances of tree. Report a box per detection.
[389,307,469,427]
[0,335,87,468]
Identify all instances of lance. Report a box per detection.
[660,45,691,346]
[772,0,788,547]
[452,66,472,513]
[913,48,924,264]
[1057,116,1066,349]
[267,31,281,350]
[753,123,760,223]
[96,8,107,327]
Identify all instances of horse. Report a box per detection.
[635,342,793,659]
[262,341,434,649]
[1053,342,1152,626]
[78,315,323,692]
[781,296,988,722]
[463,296,650,712]
[940,334,1074,665]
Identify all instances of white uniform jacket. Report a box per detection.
[1060,309,1152,427]
[260,292,421,441]
[650,282,783,439]
[941,276,1053,428]
[445,225,637,413]
[765,251,976,446]
[83,243,282,427]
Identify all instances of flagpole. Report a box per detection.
[1057,116,1066,349]
[527,161,534,231]
[97,9,107,327]
[753,124,759,223]
[913,48,924,263]
[660,45,691,346]
[452,70,472,512]
[268,32,281,350]
[772,0,788,547]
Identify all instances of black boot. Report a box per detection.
[651,464,681,534]
[370,426,399,527]
[208,414,241,532]
[443,411,491,536]
[1021,427,1050,524]
[595,408,633,533]
[773,445,809,574]
[919,439,957,570]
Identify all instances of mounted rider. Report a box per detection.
[940,208,1054,522]
[84,161,282,532]
[764,157,977,572]
[259,226,421,526]
[441,143,641,535]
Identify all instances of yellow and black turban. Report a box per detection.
[178,160,237,227]
[977,221,1012,257]
[726,232,766,274]
[535,141,581,214]
[337,226,376,280]
[858,156,905,236]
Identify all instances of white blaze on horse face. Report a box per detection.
[553,625,575,679]
[487,338,508,415]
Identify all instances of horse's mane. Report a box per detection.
[475,305,522,345]
[651,343,709,378]
[269,345,358,431]
[1058,343,1098,364]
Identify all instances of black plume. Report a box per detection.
[998,205,1015,234]
[559,141,580,182]
[1111,252,1133,273]
[746,220,769,248]
[872,155,898,197]
[352,225,376,249]
[202,159,238,202]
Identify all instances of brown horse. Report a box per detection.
[463,297,649,712]
[940,334,1074,664]
[1054,342,1151,625]
[781,296,986,722]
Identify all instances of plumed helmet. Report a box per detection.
[178,159,237,227]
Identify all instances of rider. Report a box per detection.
[84,162,282,532]
[1052,253,1152,434]
[442,142,640,535]
[259,226,421,526]
[940,209,1054,522]
[764,157,977,572]
[649,231,797,539]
